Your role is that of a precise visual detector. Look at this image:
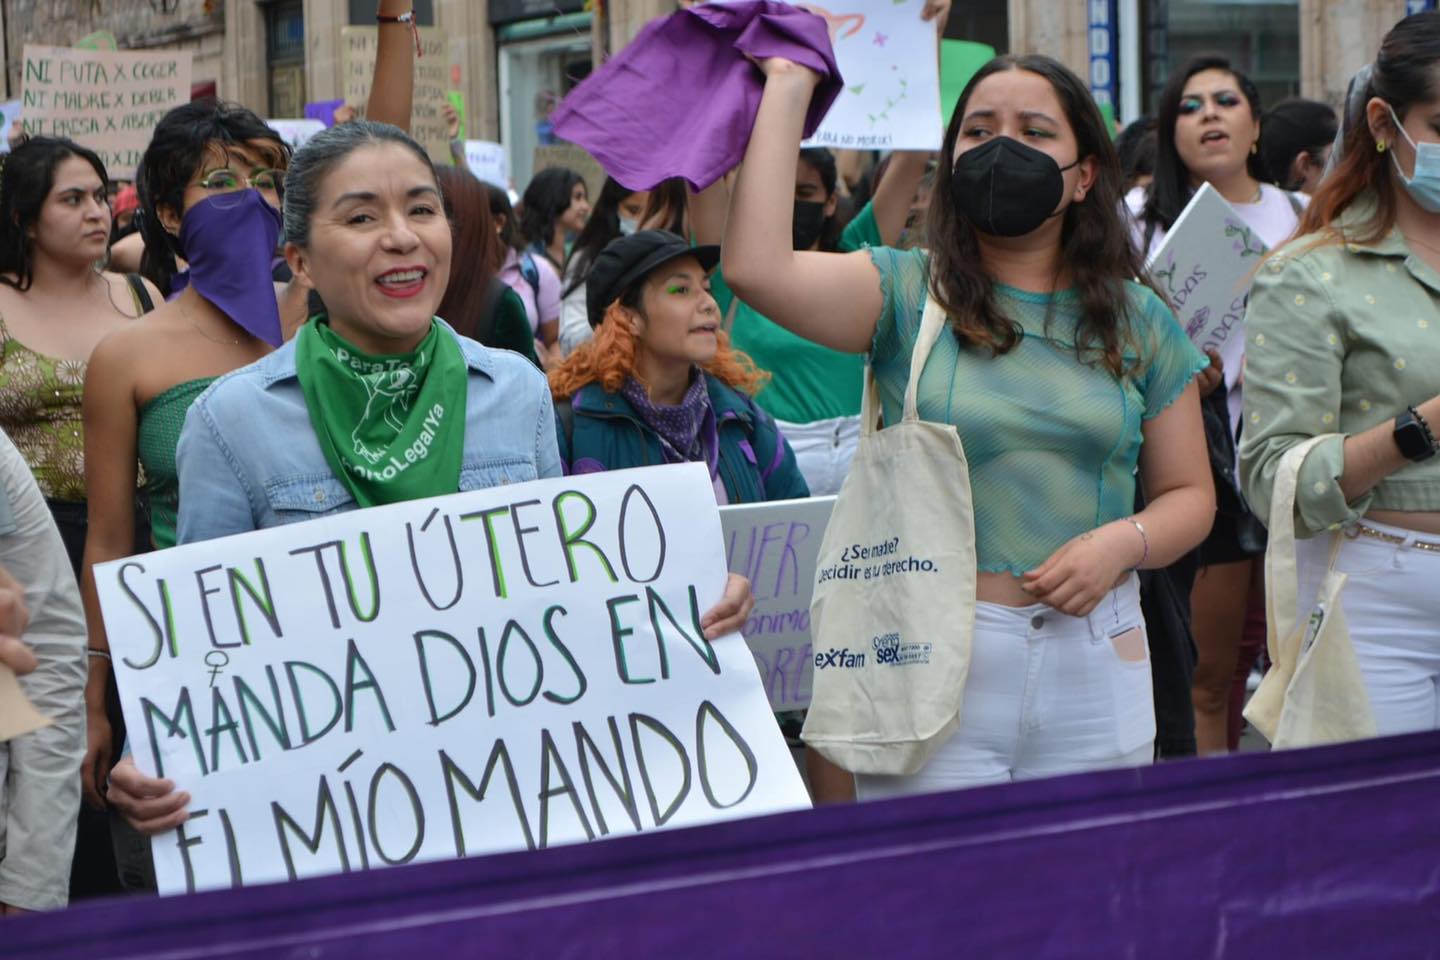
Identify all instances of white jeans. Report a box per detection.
[1295,519,1440,736]
[776,415,861,497]
[857,576,1155,801]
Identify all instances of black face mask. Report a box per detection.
[792,200,827,250]
[950,136,1078,237]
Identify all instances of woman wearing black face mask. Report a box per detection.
[724,54,1213,801]
[691,145,931,496]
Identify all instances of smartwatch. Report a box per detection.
[1394,406,1438,462]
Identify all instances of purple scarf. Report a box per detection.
[622,373,718,474]
[550,2,843,192]
[171,190,284,346]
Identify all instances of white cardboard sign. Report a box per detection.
[97,463,809,895]
[464,139,509,189]
[266,118,327,152]
[1144,181,1262,406]
[794,0,942,150]
[721,497,834,712]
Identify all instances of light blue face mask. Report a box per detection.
[617,216,639,236]
[1389,105,1440,213]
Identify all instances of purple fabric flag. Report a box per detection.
[9,731,1440,958]
[550,2,843,192]
[305,99,345,128]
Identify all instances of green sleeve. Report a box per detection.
[708,264,737,317]
[494,288,541,366]
[839,201,881,252]
[1239,254,1369,536]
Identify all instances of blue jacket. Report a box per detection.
[176,324,561,544]
[556,375,809,504]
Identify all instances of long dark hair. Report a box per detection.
[1142,54,1263,231]
[1297,12,1440,246]
[0,137,110,291]
[926,54,1146,377]
[485,183,523,251]
[562,176,637,296]
[137,98,289,296]
[799,147,844,252]
[520,166,584,256]
[434,165,503,329]
[1257,98,1337,189]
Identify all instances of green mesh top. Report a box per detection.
[138,377,216,549]
[866,245,1208,575]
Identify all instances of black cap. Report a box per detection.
[585,230,720,328]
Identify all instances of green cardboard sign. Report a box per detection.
[446,91,466,138]
[940,39,996,127]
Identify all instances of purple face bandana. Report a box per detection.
[174,189,284,346]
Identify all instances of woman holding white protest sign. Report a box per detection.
[1130,55,1307,756]
[723,52,1213,799]
[102,120,757,835]
[80,0,423,836]
[1240,11,1440,738]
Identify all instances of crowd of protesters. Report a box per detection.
[0,0,1437,917]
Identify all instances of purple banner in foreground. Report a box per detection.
[11,731,1440,958]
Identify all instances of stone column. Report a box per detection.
[1299,0,1409,107]
[1006,0,1089,80]
[222,0,269,109]
[602,0,674,54]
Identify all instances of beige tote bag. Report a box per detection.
[801,295,977,775]
[1244,435,1376,748]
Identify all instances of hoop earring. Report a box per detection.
[1377,140,1388,154]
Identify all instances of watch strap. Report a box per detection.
[1396,406,1438,462]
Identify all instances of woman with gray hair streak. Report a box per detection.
[101,120,758,835]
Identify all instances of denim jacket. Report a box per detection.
[176,324,561,544]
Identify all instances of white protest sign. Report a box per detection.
[464,139,509,189]
[722,497,834,712]
[755,0,942,150]
[266,119,326,153]
[20,45,192,178]
[96,463,809,896]
[1144,182,1260,433]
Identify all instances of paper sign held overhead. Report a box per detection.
[721,497,835,712]
[20,45,192,179]
[96,464,809,896]
[786,0,943,150]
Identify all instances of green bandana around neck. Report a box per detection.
[294,318,468,508]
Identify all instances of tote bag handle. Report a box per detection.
[859,293,953,436]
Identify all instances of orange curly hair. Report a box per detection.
[548,301,770,399]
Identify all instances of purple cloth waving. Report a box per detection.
[550,2,842,192]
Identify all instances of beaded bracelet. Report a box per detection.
[1124,517,1149,570]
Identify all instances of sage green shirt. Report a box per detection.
[1240,195,1440,536]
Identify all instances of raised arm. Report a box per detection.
[722,60,883,354]
[368,0,417,132]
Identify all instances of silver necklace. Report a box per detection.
[182,300,242,346]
